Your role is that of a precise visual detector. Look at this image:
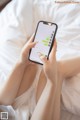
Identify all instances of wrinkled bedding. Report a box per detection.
[0,0,80,120]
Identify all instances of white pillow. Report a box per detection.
[32,2,80,50]
[0,0,34,76]
[0,0,34,45]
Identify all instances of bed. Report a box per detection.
[0,0,80,120]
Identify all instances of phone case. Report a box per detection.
[28,20,58,65]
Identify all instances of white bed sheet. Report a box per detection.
[0,0,80,119]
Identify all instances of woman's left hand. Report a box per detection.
[19,35,37,66]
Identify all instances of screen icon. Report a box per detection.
[42,37,51,46]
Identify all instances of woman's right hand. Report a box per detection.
[39,41,58,85]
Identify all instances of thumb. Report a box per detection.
[22,42,37,56]
[28,41,37,50]
[38,53,47,64]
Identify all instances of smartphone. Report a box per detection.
[29,21,58,65]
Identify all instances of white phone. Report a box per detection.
[29,21,58,65]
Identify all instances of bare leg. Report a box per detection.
[59,54,80,79]
[38,55,80,119]
[16,64,38,97]
[35,69,63,120]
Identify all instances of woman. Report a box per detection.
[0,35,80,120]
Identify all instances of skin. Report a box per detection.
[0,35,80,120]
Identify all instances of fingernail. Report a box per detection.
[36,41,38,44]
[37,52,41,56]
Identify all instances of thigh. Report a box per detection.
[16,64,38,97]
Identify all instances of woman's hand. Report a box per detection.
[39,41,57,85]
[19,35,37,66]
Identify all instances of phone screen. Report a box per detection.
[29,21,58,65]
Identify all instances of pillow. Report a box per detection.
[0,0,34,45]
[0,0,34,81]
[32,2,80,50]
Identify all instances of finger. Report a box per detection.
[22,41,37,55]
[28,33,35,43]
[28,41,38,49]
[49,40,57,61]
[28,61,35,65]
[38,52,47,64]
